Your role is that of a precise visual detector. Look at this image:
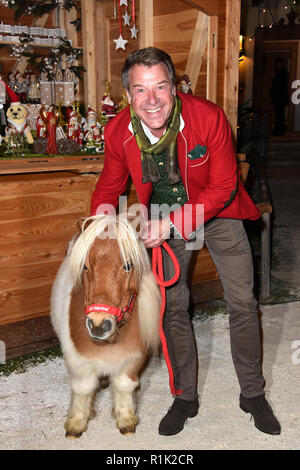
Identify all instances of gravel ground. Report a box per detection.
[1,301,299,451]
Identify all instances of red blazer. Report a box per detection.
[90,93,261,239]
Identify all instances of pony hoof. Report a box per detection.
[65,431,83,439]
[119,426,136,436]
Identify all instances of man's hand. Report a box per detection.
[142,218,171,248]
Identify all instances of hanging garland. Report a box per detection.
[0,1,81,32]
[0,1,85,80]
[9,33,85,80]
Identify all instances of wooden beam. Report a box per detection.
[223,0,241,142]
[180,0,210,15]
[139,0,153,48]
[65,5,78,47]
[185,11,209,94]
[95,0,109,112]
[81,0,97,110]
[206,16,218,103]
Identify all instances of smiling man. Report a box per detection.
[90,47,281,437]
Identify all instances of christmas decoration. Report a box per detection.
[0,79,6,125]
[83,105,104,154]
[40,65,76,107]
[113,0,138,51]
[130,0,138,39]
[2,80,34,155]
[117,89,129,112]
[67,109,83,147]
[177,75,193,94]
[14,73,27,102]
[35,114,46,138]
[40,104,60,154]
[123,10,131,27]
[130,23,138,39]
[101,81,117,118]
[27,73,41,103]
[23,103,42,131]
[113,34,128,51]
[2,1,81,33]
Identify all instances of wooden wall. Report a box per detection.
[85,0,241,136]
[0,170,98,326]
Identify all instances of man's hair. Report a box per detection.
[121,47,176,91]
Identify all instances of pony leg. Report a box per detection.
[65,391,96,438]
[111,373,139,435]
[65,368,98,439]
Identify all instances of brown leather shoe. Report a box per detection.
[240,394,281,435]
[158,398,199,436]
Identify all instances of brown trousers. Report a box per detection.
[162,218,265,401]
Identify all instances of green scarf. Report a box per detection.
[130,95,182,185]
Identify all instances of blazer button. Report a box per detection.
[173,187,178,192]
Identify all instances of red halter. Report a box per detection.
[84,292,137,323]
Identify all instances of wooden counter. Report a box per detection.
[0,155,104,359]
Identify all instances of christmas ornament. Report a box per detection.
[101,82,118,118]
[67,110,83,147]
[117,89,129,112]
[27,74,41,104]
[130,23,138,39]
[113,34,128,50]
[123,10,131,26]
[40,105,60,154]
[130,0,138,39]
[113,1,128,50]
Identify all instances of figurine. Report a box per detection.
[14,73,28,103]
[40,104,60,154]
[177,74,193,94]
[27,74,41,104]
[101,82,117,117]
[36,115,46,138]
[117,89,129,113]
[67,110,83,147]
[3,82,34,155]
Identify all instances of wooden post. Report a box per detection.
[139,0,153,48]
[95,0,109,110]
[185,11,209,94]
[81,0,98,110]
[223,0,241,142]
[206,16,218,103]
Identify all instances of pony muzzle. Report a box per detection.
[86,313,117,342]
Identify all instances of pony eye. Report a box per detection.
[123,261,132,272]
[83,264,88,271]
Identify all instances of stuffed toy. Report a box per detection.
[2,80,34,151]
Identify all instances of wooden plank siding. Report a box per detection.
[0,171,99,326]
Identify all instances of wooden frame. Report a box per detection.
[253,10,300,107]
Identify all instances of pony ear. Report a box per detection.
[77,217,94,233]
[126,214,141,236]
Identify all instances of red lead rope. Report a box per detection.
[152,241,182,396]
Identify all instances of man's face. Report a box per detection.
[126,63,175,139]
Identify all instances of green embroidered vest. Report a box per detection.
[150,152,188,215]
